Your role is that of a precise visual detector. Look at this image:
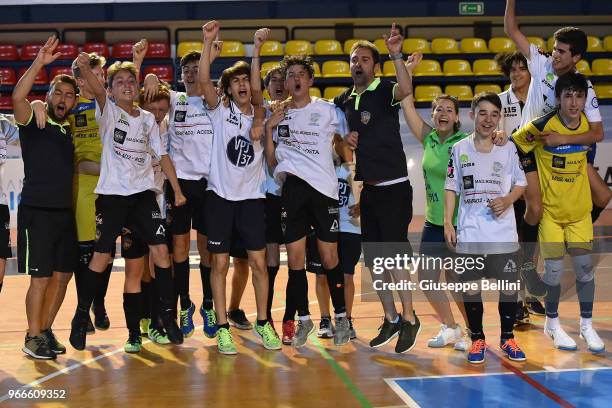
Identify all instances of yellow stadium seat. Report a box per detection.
[488,37,516,53]
[285,40,313,55]
[412,59,443,76]
[374,39,389,54]
[313,61,321,77]
[322,60,350,77]
[309,87,322,98]
[220,41,245,57]
[443,59,472,76]
[473,59,501,75]
[445,85,473,101]
[343,38,366,55]
[414,85,442,102]
[314,40,343,55]
[382,60,397,77]
[474,84,502,94]
[177,41,202,58]
[576,60,592,75]
[460,38,488,53]
[594,84,612,99]
[324,86,348,100]
[605,36,612,52]
[402,38,430,54]
[592,59,612,75]
[588,36,605,52]
[261,61,281,78]
[547,36,555,52]
[504,83,510,91]
[527,36,545,51]
[431,38,459,54]
[260,41,283,56]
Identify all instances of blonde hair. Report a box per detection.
[71,53,106,78]
[106,61,138,88]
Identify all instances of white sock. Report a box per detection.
[335,312,346,319]
[299,315,310,322]
[390,315,400,324]
[545,316,560,329]
[580,317,593,328]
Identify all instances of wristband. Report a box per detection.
[388,53,403,61]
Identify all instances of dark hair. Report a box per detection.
[219,61,250,97]
[180,51,201,67]
[264,66,282,88]
[471,92,502,112]
[494,51,528,78]
[431,95,461,132]
[71,52,106,79]
[49,74,78,95]
[554,71,588,98]
[553,27,587,58]
[280,55,315,79]
[349,40,381,65]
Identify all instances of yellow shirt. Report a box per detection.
[512,110,591,223]
[68,96,102,164]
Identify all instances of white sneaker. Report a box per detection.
[453,336,469,352]
[544,318,577,351]
[427,324,462,348]
[580,324,605,353]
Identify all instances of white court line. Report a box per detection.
[383,378,422,408]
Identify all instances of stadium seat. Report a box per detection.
[285,40,313,55]
[546,36,556,52]
[604,36,612,52]
[445,85,473,101]
[18,67,47,85]
[314,40,343,55]
[473,59,501,75]
[576,60,592,75]
[412,59,443,76]
[374,39,389,54]
[343,39,365,55]
[0,67,17,85]
[488,37,515,53]
[587,36,605,52]
[177,41,202,58]
[594,84,612,99]
[49,66,73,78]
[144,65,174,82]
[323,86,347,100]
[0,96,12,111]
[261,61,281,78]
[26,93,46,102]
[112,42,134,59]
[56,43,78,60]
[526,36,546,51]
[313,61,321,77]
[591,59,612,75]
[431,38,459,54]
[21,44,43,60]
[382,60,397,77]
[83,42,109,58]
[402,38,430,54]
[309,87,322,98]
[220,41,245,57]
[0,44,18,61]
[414,85,442,102]
[443,59,472,76]
[460,38,488,53]
[474,84,502,94]
[146,42,170,58]
[260,41,283,56]
[322,60,350,77]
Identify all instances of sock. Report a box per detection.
[257,319,267,327]
[123,292,142,335]
[289,269,309,317]
[75,242,94,304]
[141,281,151,319]
[0,282,3,293]
[580,316,593,328]
[390,314,400,324]
[592,205,604,223]
[464,291,484,341]
[218,323,230,330]
[173,259,192,310]
[154,265,174,311]
[76,268,105,317]
[266,266,279,320]
[324,264,346,315]
[520,219,539,262]
[498,300,518,340]
[576,278,595,318]
[93,261,112,310]
[149,277,161,329]
[283,272,297,322]
[199,264,213,310]
[544,284,561,318]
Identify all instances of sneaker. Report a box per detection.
[348,318,356,340]
[369,317,400,348]
[454,336,469,352]
[148,326,171,345]
[334,316,351,346]
[179,302,195,338]
[427,324,462,348]
[69,314,88,351]
[467,339,487,364]
[254,322,282,350]
[227,309,252,330]
[161,309,183,345]
[140,318,151,336]
[86,315,95,334]
[520,261,547,298]
[292,319,315,348]
[580,324,605,353]
[544,318,577,351]
[500,338,526,362]
[41,328,66,355]
[282,320,296,345]
[268,319,279,338]
[93,306,110,330]
[200,304,218,338]
[525,297,546,316]
[124,332,142,353]
[217,327,238,355]
[23,334,56,360]
[317,317,334,339]
[515,302,530,326]
[395,313,421,354]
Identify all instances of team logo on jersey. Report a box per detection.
[552,155,566,169]
[174,110,186,123]
[503,259,517,274]
[460,154,469,164]
[462,175,474,189]
[546,72,554,83]
[338,179,350,207]
[227,136,255,167]
[447,157,455,179]
[114,128,127,144]
[119,113,130,127]
[151,211,163,219]
[74,114,87,128]
[592,97,599,108]
[309,112,321,126]
[95,214,103,225]
[278,125,290,138]
[178,94,187,103]
[493,161,502,173]
[360,111,371,125]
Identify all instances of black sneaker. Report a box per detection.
[520,261,547,298]
[86,315,95,334]
[348,317,356,340]
[93,306,110,330]
[42,328,66,354]
[369,317,400,348]
[70,314,88,351]
[227,309,252,330]
[514,301,530,326]
[525,297,546,316]
[395,313,421,354]
[23,334,56,360]
[161,309,184,344]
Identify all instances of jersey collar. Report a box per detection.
[350,78,381,110]
[47,117,70,134]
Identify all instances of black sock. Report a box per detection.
[154,265,174,311]
[544,284,561,318]
[283,271,297,322]
[173,259,191,310]
[257,319,267,327]
[464,291,484,341]
[199,264,213,310]
[141,281,151,319]
[77,268,105,317]
[324,264,346,315]
[520,220,539,262]
[266,266,279,320]
[498,297,518,340]
[123,292,142,335]
[592,205,604,223]
[289,269,309,317]
[149,277,161,329]
[75,242,94,304]
[93,261,112,310]
[576,278,595,318]
[0,282,3,293]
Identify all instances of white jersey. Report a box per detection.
[273,97,347,200]
[264,105,282,196]
[0,115,19,205]
[337,163,360,234]
[168,91,214,180]
[445,135,527,254]
[522,43,601,126]
[499,87,525,137]
[95,96,164,195]
[206,99,266,201]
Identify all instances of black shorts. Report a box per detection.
[167,178,207,235]
[94,191,168,254]
[516,149,537,173]
[0,205,12,259]
[513,199,526,237]
[458,252,519,283]
[265,193,283,244]
[206,190,265,254]
[419,220,453,258]
[281,176,339,244]
[17,204,77,277]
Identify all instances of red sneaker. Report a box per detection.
[282,320,295,345]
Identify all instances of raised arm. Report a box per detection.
[504,0,531,58]
[75,52,107,112]
[399,52,431,143]
[132,38,148,84]
[251,28,270,107]
[199,20,222,108]
[384,23,412,101]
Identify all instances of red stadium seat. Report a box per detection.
[21,44,43,60]
[0,67,17,85]
[18,67,48,85]
[0,44,19,61]
[146,42,170,58]
[26,93,46,102]
[0,96,12,111]
[144,65,174,82]
[56,43,78,60]
[111,42,134,59]
[83,42,110,58]
[49,66,74,78]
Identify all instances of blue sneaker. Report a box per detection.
[200,303,217,338]
[179,302,195,338]
[500,338,526,362]
[467,339,487,364]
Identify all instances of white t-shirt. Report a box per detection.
[168,91,214,180]
[521,43,601,126]
[273,97,347,200]
[499,87,525,137]
[0,115,19,205]
[264,106,282,196]
[337,163,360,234]
[445,135,527,254]
[206,99,266,201]
[95,96,164,195]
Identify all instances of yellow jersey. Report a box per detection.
[512,110,591,223]
[68,96,102,164]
